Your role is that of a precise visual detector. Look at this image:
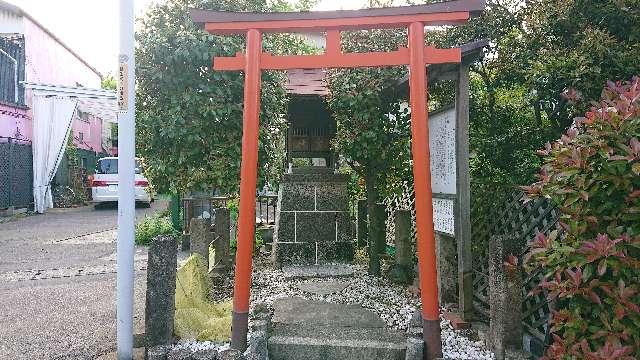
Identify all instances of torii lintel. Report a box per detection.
[190,0,484,34]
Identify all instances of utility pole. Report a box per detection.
[117,0,135,358]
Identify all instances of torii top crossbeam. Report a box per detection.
[190,1,484,358]
[190,0,484,33]
[191,0,484,71]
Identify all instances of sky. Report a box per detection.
[6,0,368,77]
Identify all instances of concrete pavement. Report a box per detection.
[0,201,165,359]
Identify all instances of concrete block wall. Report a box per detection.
[273,173,354,267]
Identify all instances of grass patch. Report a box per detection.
[135,215,176,245]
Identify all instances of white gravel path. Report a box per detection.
[171,263,494,360]
[249,264,495,360]
[250,264,418,330]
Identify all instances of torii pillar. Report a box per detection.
[190,1,484,358]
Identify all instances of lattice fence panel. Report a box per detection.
[471,183,560,344]
[10,142,33,208]
[383,180,417,247]
[0,141,9,208]
[0,138,33,209]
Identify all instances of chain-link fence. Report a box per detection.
[0,136,33,209]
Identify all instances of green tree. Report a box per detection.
[521,0,640,130]
[101,73,117,91]
[426,0,640,187]
[326,29,411,213]
[326,27,412,275]
[135,0,309,194]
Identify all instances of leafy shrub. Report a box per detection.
[135,215,176,245]
[228,229,264,256]
[227,198,239,223]
[227,198,239,254]
[254,229,264,253]
[523,77,640,359]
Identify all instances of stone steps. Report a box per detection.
[269,328,406,360]
[267,297,406,360]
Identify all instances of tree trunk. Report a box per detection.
[365,171,381,276]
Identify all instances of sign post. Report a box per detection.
[117,0,136,358]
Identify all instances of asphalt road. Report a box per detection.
[0,202,165,359]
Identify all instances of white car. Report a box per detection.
[90,157,153,207]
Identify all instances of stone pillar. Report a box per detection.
[180,234,190,251]
[190,218,212,269]
[144,236,178,350]
[394,210,412,267]
[489,235,523,360]
[368,203,386,276]
[405,310,425,360]
[243,307,270,360]
[436,233,458,305]
[389,210,413,284]
[375,204,387,256]
[184,199,194,232]
[212,207,231,271]
[357,199,368,248]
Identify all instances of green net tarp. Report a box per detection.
[174,254,232,341]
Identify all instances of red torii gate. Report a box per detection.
[190,1,484,358]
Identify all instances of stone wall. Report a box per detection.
[272,173,353,266]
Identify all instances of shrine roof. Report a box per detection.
[190,0,484,33]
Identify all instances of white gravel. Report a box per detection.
[441,318,494,360]
[171,339,229,352]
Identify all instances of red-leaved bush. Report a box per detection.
[523,77,640,359]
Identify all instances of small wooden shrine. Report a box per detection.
[284,69,335,169]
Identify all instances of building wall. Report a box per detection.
[0,14,107,150]
[0,102,29,140]
[70,112,108,153]
[0,7,24,34]
[22,17,101,89]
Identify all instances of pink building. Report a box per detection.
[0,0,115,154]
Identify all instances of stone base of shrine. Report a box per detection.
[272,172,354,267]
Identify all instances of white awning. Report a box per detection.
[23,82,118,121]
[23,83,118,213]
